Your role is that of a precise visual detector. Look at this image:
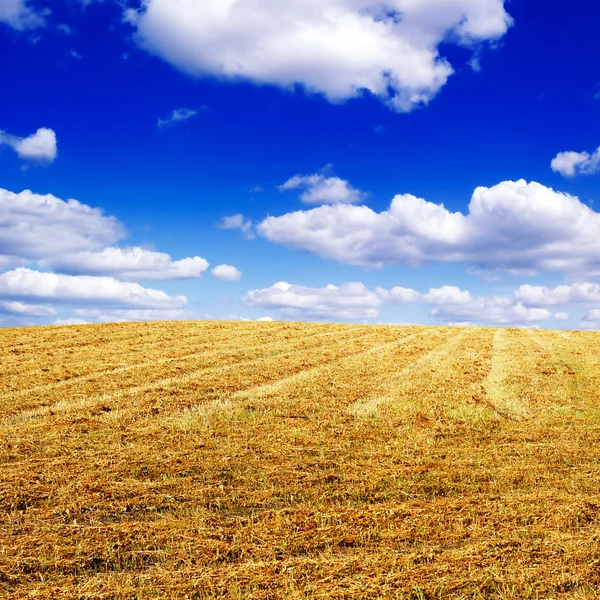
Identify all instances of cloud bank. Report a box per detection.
[0,268,187,309]
[244,282,382,320]
[383,285,552,324]
[515,283,600,307]
[0,186,238,325]
[244,281,554,325]
[0,188,211,281]
[45,247,210,281]
[0,188,125,265]
[259,179,600,276]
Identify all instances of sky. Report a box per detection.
[1,0,600,329]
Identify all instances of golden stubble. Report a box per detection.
[1,321,600,599]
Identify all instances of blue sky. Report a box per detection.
[1,0,600,328]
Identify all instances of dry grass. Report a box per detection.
[1,320,600,599]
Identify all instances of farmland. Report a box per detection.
[1,320,600,598]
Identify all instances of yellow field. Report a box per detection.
[1,321,600,599]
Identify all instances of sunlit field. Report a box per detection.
[2,321,600,599]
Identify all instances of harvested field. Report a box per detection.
[2,320,600,598]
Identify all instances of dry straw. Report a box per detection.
[1,320,600,598]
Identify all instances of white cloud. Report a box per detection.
[581,309,600,330]
[514,283,600,329]
[243,280,554,325]
[44,247,209,281]
[515,283,600,306]
[258,179,600,276]
[218,214,255,239]
[422,285,472,306]
[243,281,383,320]
[73,308,202,323]
[0,188,210,281]
[551,147,600,177]
[126,0,511,113]
[239,316,276,322]
[0,256,27,270]
[0,0,46,30]
[0,188,125,265]
[211,264,242,282]
[279,173,366,204]
[585,309,600,321]
[0,300,56,317]
[386,284,552,325]
[0,128,57,162]
[428,295,551,325]
[157,107,205,128]
[0,186,231,325]
[53,318,89,326]
[377,286,422,304]
[0,268,187,309]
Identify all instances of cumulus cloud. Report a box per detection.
[0,0,46,30]
[125,0,512,113]
[279,173,366,204]
[44,247,209,281]
[157,107,206,128]
[211,264,242,282]
[0,128,57,163]
[0,188,125,265]
[258,179,600,276]
[432,301,551,324]
[0,268,187,309]
[0,300,56,317]
[551,147,600,177]
[0,188,213,281]
[218,214,255,239]
[386,284,552,324]
[243,280,553,324]
[0,186,233,324]
[378,286,423,304]
[243,282,382,320]
[555,312,569,321]
[515,283,600,306]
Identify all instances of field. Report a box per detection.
[1,321,600,598]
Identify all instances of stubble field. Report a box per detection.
[1,320,600,599]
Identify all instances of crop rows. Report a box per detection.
[1,321,600,598]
